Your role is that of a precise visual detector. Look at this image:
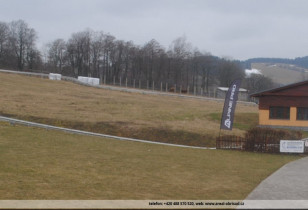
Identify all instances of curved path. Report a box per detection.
[239,156,308,209]
[0,116,215,150]
[246,156,308,200]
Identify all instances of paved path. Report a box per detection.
[237,156,308,209]
[246,156,308,200]
[0,116,215,150]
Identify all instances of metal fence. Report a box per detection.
[217,135,308,153]
[0,69,256,105]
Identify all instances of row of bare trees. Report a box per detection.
[43,28,246,91]
[0,20,42,71]
[0,19,274,94]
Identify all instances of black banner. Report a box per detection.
[220,79,242,130]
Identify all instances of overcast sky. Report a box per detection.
[1,0,308,60]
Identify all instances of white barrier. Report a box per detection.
[78,76,100,86]
[0,69,256,105]
[88,77,100,86]
[77,76,88,84]
[49,73,62,80]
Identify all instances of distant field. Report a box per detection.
[0,122,300,199]
[0,72,258,147]
[252,63,308,85]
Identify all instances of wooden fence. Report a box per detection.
[216,127,307,153]
[217,135,289,153]
[216,135,246,151]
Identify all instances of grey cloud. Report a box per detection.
[1,0,308,60]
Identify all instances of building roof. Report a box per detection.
[218,87,248,92]
[250,80,308,97]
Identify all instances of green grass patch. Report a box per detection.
[0,122,300,200]
[207,112,258,131]
[301,131,308,139]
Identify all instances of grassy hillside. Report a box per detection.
[0,73,258,147]
[252,63,308,85]
[0,122,300,199]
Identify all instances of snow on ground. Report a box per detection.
[245,69,262,77]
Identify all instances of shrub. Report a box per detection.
[217,127,303,153]
[245,127,302,142]
[244,127,302,152]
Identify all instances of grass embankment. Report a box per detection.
[0,73,258,147]
[0,122,300,199]
[208,112,258,131]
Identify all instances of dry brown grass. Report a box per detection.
[0,72,258,146]
[0,122,300,200]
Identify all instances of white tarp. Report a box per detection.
[280,140,304,153]
[49,73,61,80]
[78,76,100,86]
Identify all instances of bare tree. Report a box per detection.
[244,74,275,94]
[0,22,8,65]
[90,31,104,78]
[47,39,66,73]
[168,36,192,87]
[8,20,38,71]
[102,34,115,82]
[67,30,92,76]
[217,59,245,87]
[142,39,164,85]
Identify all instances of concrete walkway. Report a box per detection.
[246,156,308,200]
[0,116,215,150]
[237,156,308,209]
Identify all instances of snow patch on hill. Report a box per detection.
[245,69,262,77]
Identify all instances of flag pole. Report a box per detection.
[218,78,242,139]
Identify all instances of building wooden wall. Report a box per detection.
[259,96,308,110]
[254,81,308,128]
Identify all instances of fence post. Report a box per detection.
[166,83,168,92]
[174,84,176,93]
[104,76,106,85]
[126,78,127,88]
[133,79,136,88]
[113,76,115,85]
[139,80,141,89]
[180,86,182,95]
[187,86,190,95]
[201,88,203,96]
[160,82,162,92]
[120,77,122,86]
[194,86,196,95]
[147,80,149,89]
[152,81,154,91]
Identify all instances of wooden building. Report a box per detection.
[251,80,308,129]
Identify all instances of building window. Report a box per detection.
[269,106,290,120]
[297,107,308,120]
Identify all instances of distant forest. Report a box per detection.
[0,19,281,94]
